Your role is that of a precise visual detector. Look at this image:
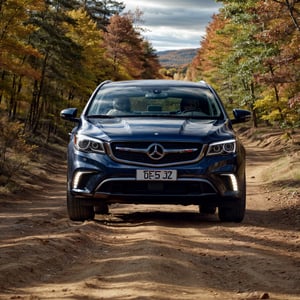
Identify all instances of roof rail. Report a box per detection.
[198,80,211,88]
[101,80,112,85]
[198,80,207,85]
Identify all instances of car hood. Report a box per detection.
[80,117,234,143]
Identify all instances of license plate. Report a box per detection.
[136,170,177,181]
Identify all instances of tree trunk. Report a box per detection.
[31,51,49,133]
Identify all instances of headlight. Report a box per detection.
[74,134,105,154]
[207,139,236,156]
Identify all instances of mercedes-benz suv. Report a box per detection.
[61,80,251,222]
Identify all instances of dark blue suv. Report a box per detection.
[61,80,251,222]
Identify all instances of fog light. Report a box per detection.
[228,174,238,191]
[73,172,82,189]
[72,171,95,189]
[222,174,238,192]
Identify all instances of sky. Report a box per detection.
[123,0,223,52]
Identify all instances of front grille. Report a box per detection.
[108,141,204,166]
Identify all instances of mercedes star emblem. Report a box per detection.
[147,143,165,160]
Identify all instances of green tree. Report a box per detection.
[215,0,273,127]
[82,0,125,30]
[65,8,112,103]
[140,41,162,79]
[26,0,83,133]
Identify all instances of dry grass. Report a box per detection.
[262,153,300,190]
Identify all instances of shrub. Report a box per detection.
[0,116,37,187]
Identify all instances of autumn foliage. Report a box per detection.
[0,0,163,190]
[187,0,300,128]
[0,0,161,134]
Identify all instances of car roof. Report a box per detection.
[100,79,211,89]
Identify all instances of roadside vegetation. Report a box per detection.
[186,0,300,130]
[0,0,161,132]
[0,0,299,194]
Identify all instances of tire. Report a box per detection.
[218,190,246,222]
[94,202,109,214]
[218,174,246,223]
[67,191,95,221]
[218,196,245,223]
[199,205,216,215]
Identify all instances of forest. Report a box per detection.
[0,0,162,187]
[0,0,161,130]
[0,0,300,190]
[186,0,300,129]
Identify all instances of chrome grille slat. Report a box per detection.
[107,141,205,167]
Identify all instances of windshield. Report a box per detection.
[86,85,223,118]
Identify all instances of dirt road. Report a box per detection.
[0,137,299,300]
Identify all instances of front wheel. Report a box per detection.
[219,174,246,223]
[67,191,95,221]
[218,195,246,223]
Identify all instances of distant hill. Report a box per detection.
[157,48,198,68]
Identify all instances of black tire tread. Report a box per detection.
[67,191,95,221]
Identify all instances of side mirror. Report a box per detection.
[60,108,79,122]
[231,109,251,124]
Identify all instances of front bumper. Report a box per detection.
[68,150,244,206]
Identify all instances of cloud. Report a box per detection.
[144,27,206,51]
[124,0,222,51]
